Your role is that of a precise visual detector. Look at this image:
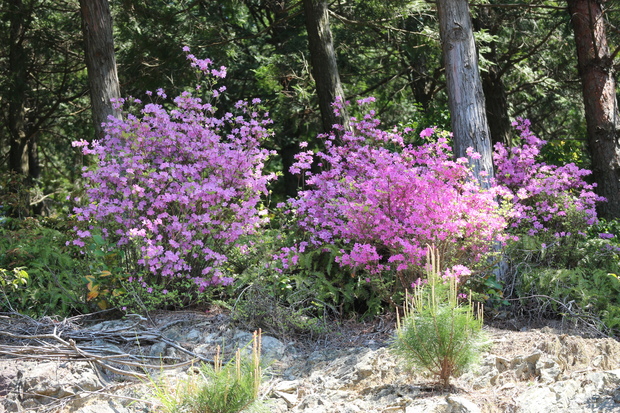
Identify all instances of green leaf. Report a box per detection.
[92,234,105,245]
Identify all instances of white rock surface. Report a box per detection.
[3,316,620,413]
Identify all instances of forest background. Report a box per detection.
[1,0,620,340]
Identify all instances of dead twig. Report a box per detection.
[0,315,215,380]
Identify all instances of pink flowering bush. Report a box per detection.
[493,119,613,325]
[73,49,275,293]
[494,118,605,241]
[284,99,509,292]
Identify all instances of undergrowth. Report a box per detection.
[151,331,267,413]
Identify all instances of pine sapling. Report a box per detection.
[391,245,487,388]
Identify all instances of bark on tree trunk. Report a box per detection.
[7,0,45,217]
[482,64,513,147]
[473,6,513,147]
[437,0,494,187]
[406,54,436,112]
[567,0,620,219]
[8,0,30,177]
[79,0,122,139]
[303,0,349,133]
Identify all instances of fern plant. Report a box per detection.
[0,224,89,316]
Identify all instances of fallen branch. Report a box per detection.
[0,316,215,380]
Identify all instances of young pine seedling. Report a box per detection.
[391,245,487,388]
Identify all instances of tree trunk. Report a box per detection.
[303,0,349,133]
[8,0,30,177]
[79,0,122,139]
[437,0,494,187]
[473,7,513,147]
[482,64,513,147]
[567,0,620,219]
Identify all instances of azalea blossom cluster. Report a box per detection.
[72,44,607,301]
[73,49,275,290]
[493,118,604,238]
[284,99,510,280]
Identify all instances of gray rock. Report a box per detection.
[5,319,620,413]
[294,393,331,413]
[85,318,141,332]
[516,386,559,413]
[512,351,542,380]
[149,341,167,359]
[447,395,482,413]
[185,328,202,342]
[275,379,301,392]
[514,372,620,413]
[495,355,511,373]
[18,361,103,399]
[538,356,562,383]
[0,361,106,412]
[404,395,482,413]
[464,355,499,389]
[261,334,287,362]
[405,397,451,413]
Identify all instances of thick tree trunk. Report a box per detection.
[79,0,122,139]
[406,53,436,112]
[567,0,620,219]
[473,7,513,147]
[437,0,494,187]
[303,0,349,133]
[8,0,30,176]
[482,64,513,147]
[7,0,45,217]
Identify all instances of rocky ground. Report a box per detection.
[1,309,620,412]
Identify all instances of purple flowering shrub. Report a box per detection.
[494,118,605,242]
[73,50,275,293]
[284,99,509,291]
[494,119,614,324]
